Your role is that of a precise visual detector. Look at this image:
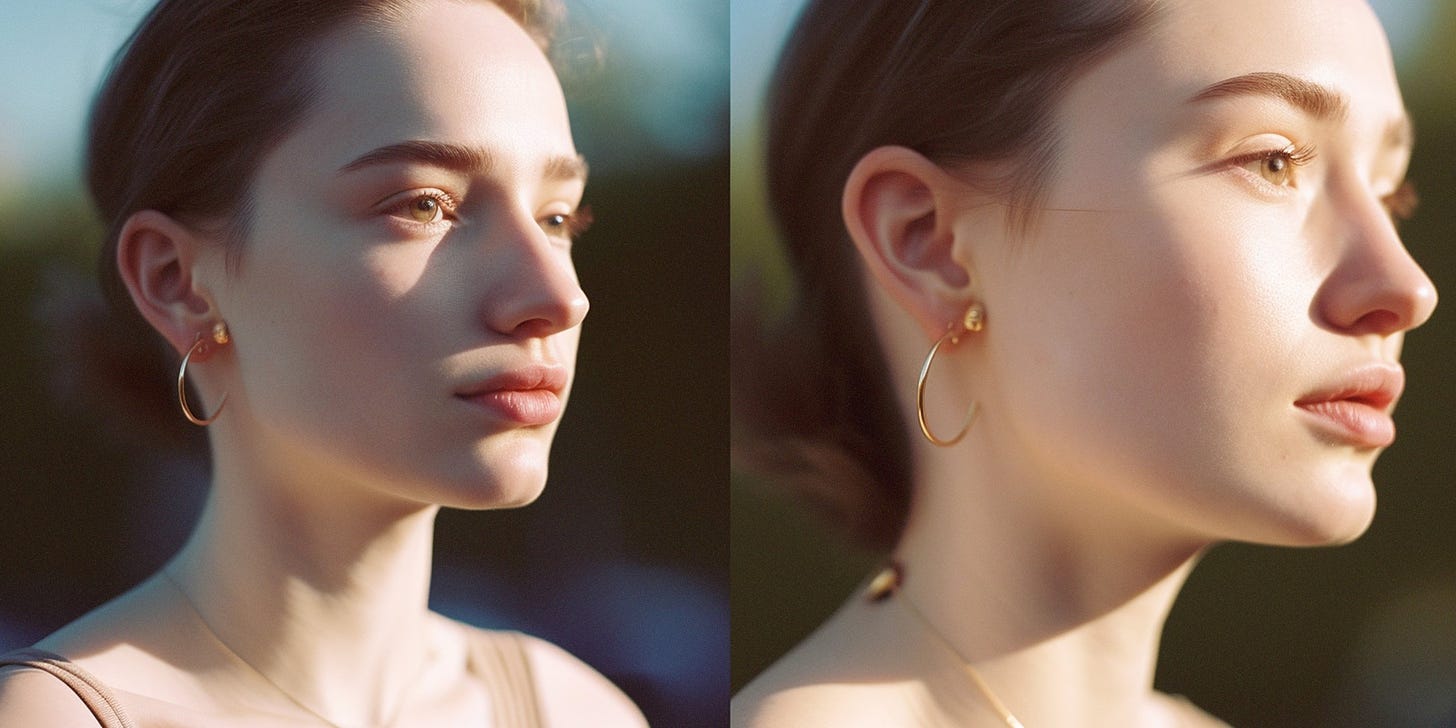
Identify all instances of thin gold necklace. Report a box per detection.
[162,568,422,728]
[867,563,1026,728]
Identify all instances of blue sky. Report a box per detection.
[0,0,726,189]
[0,1,1436,190]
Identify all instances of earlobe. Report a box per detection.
[842,146,976,335]
[115,209,220,354]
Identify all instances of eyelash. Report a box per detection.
[383,194,594,240]
[1228,144,1316,190]
[542,205,594,242]
[385,190,459,230]
[1225,146,1419,223]
[1382,180,1419,222]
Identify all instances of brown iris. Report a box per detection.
[409,195,440,223]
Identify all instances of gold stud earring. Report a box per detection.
[962,303,984,332]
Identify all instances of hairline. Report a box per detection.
[215,0,560,273]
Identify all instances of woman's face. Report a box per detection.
[206,0,587,508]
[971,0,1434,545]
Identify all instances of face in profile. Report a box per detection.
[203,0,588,508]
[968,0,1434,545]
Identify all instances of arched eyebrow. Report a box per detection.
[337,139,589,183]
[1187,71,1413,153]
[1188,71,1349,122]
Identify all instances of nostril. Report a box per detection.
[1351,309,1402,335]
[512,317,560,338]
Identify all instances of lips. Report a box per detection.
[455,365,568,426]
[1294,364,1404,448]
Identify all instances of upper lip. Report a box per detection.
[455,364,568,397]
[1295,363,1404,412]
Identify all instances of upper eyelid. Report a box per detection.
[1188,139,1309,179]
[1223,147,1418,217]
[1176,118,1412,201]
[1210,147,1312,197]
[1228,145,1313,163]
[1222,130,1301,154]
[365,181,585,226]
[374,188,459,214]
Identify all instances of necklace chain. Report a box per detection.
[867,563,1026,728]
[161,568,421,728]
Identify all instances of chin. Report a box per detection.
[423,468,548,510]
[441,478,547,510]
[432,436,553,510]
[1245,464,1379,547]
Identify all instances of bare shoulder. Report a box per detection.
[518,634,647,728]
[0,665,104,727]
[733,598,917,728]
[31,574,198,699]
[733,678,912,728]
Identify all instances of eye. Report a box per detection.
[408,195,442,223]
[1382,180,1419,222]
[1235,144,1316,187]
[381,190,457,227]
[540,205,594,241]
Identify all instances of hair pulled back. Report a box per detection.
[61,0,562,445]
[735,0,1159,549]
[91,0,561,320]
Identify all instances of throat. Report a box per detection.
[162,474,441,725]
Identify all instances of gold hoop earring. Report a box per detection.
[915,304,983,446]
[178,323,230,426]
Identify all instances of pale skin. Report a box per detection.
[0,1,645,726]
[734,0,1434,726]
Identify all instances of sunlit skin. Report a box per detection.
[0,1,645,726]
[734,1,1433,726]
[216,7,590,514]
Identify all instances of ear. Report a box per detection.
[842,146,977,338]
[115,209,222,355]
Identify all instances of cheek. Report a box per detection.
[362,240,437,299]
[228,221,428,433]
[986,190,1317,491]
[994,208,1223,417]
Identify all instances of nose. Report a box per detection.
[478,213,589,338]
[1314,186,1437,337]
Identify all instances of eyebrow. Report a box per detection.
[1188,71,1414,153]
[338,139,589,183]
[1188,71,1349,122]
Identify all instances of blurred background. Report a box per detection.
[0,1,727,727]
[731,1,1456,726]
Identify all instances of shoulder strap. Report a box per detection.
[0,648,137,728]
[470,630,545,728]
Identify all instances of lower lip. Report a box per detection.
[1295,400,1394,448]
[458,390,562,426]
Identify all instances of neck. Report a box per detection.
[893,447,1207,726]
[167,430,441,726]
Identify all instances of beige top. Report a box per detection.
[0,628,544,728]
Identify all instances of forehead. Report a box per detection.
[1154,0,1399,101]
[1059,0,1405,144]
[289,0,575,175]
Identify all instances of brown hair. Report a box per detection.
[734,0,1160,549]
[56,0,563,445]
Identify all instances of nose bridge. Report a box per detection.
[478,203,589,338]
[1315,177,1437,335]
